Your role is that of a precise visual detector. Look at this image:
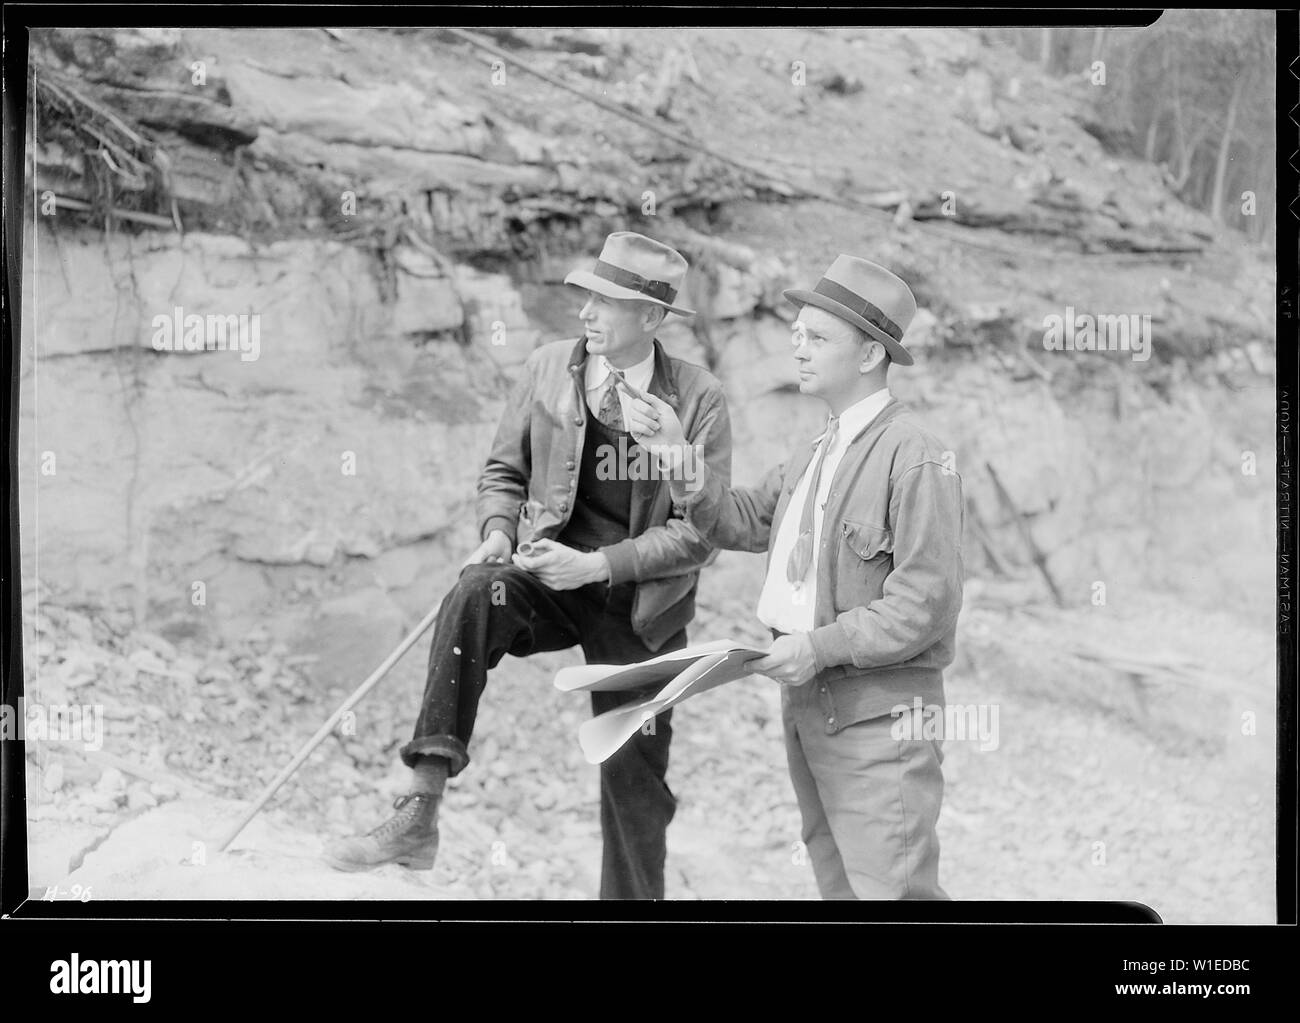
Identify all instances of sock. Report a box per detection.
[411,756,450,798]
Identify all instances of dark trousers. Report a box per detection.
[400,563,685,900]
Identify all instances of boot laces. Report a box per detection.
[369,794,431,839]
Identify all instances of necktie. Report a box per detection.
[596,374,624,430]
[786,416,840,584]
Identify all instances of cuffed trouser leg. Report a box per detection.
[399,563,686,900]
[400,564,584,775]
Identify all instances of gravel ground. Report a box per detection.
[23,553,1276,917]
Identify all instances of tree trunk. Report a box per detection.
[1170,84,1184,162]
[1174,126,1209,191]
[1257,160,1274,244]
[1194,156,1214,209]
[1210,71,1247,222]
[1238,149,1272,243]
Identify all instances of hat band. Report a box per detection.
[593,260,678,305]
[813,278,904,343]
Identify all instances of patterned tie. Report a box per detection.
[786,416,840,584]
[596,374,624,430]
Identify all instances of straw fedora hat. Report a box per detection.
[783,255,918,365]
[564,232,695,317]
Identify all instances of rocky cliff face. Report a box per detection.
[21,26,1276,687]
[18,25,1279,917]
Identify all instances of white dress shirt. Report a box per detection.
[584,350,655,429]
[756,387,893,634]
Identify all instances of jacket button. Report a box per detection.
[560,502,568,512]
[573,417,582,426]
[827,716,835,726]
[566,460,575,470]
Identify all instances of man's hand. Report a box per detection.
[624,389,686,445]
[623,391,689,475]
[749,633,819,687]
[462,529,513,570]
[512,538,610,590]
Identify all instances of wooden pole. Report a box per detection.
[215,601,442,852]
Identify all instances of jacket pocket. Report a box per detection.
[833,519,893,612]
[518,498,564,547]
[842,519,893,559]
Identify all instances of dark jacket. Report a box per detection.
[477,336,732,651]
[679,397,964,729]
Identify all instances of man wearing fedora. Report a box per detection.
[626,255,963,899]
[326,232,731,900]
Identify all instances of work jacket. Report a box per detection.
[680,397,964,729]
[477,336,732,651]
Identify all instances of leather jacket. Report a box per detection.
[477,336,732,651]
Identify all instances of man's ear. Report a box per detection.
[643,302,668,333]
[860,339,888,374]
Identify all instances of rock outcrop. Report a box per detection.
[20,25,1275,663]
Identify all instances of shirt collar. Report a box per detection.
[819,387,893,446]
[586,348,656,393]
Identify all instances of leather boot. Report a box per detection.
[324,793,440,872]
